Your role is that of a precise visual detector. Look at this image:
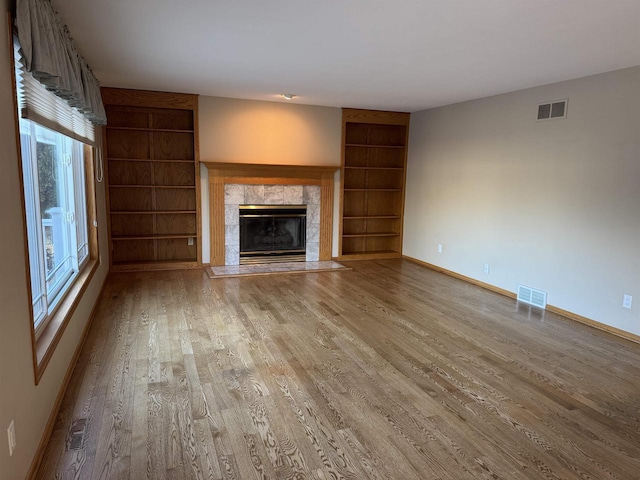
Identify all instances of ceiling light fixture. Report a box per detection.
[282,94,296,100]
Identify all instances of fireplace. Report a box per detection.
[239,205,307,264]
[206,164,337,266]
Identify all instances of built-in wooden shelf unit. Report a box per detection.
[102,88,200,271]
[339,108,410,260]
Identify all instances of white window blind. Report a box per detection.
[14,40,96,146]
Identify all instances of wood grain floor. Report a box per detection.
[36,259,640,479]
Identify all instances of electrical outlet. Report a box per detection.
[484,263,490,274]
[437,244,443,254]
[7,421,15,456]
[623,294,633,309]
[188,237,194,246]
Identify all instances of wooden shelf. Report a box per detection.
[109,185,196,189]
[345,143,405,149]
[342,233,400,238]
[106,126,194,133]
[344,188,402,192]
[110,260,199,272]
[103,88,201,270]
[343,215,401,219]
[339,251,402,260]
[110,210,196,214]
[112,234,195,241]
[107,158,195,163]
[339,109,409,260]
[344,166,404,170]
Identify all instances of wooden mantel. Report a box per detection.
[204,162,339,266]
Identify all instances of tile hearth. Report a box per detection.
[205,261,350,279]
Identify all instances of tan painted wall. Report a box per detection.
[0,2,109,477]
[404,66,640,335]
[198,96,342,262]
[199,96,341,165]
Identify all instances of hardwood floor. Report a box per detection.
[36,259,640,479]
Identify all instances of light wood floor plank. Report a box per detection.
[37,259,640,479]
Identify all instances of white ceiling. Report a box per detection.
[52,0,640,112]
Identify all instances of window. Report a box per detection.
[18,119,90,336]
[13,37,96,342]
[13,3,106,382]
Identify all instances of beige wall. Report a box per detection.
[405,66,640,336]
[199,96,341,165]
[0,1,109,477]
[198,96,342,262]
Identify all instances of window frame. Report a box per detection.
[20,121,91,339]
[10,31,101,385]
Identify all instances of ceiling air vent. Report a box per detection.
[517,284,547,309]
[537,99,567,120]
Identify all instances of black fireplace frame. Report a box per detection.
[239,205,307,264]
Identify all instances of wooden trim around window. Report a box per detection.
[8,14,38,383]
[34,260,100,383]
[8,20,103,384]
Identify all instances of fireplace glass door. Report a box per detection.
[239,205,307,264]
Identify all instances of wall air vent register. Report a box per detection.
[537,99,568,120]
[517,284,548,309]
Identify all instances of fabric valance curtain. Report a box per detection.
[15,0,107,126]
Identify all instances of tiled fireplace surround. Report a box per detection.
[223,184,321,265]
[204,163,337,267]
